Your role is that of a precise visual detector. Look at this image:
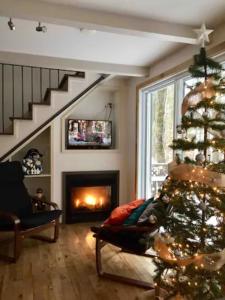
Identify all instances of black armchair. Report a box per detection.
[0,161,61,262]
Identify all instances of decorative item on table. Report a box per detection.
[22,148,43,175]
[32,188,48,212]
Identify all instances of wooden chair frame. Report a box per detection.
[93,224,158,290]
[0,198,60,263]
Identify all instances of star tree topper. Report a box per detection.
[194,23,213,47]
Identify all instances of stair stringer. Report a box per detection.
[0,73,100,160]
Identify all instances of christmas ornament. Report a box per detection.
[202,111,209,118]
[182,85,202,116]
[176,125,183,134]
[195,153,205,165]
[175,153,182,165]
[199,202,207,211]
[201,78,216,99]
[193,23,213,47]
[216,112,225,120]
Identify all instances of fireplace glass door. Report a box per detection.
[71,186,111,213]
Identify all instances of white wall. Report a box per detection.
[51,78,129,209]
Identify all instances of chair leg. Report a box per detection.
[53,218,59,242]
[96,238,104,276]
[14,231,23,262]
[95,237,154,289]
[29,219,60,243]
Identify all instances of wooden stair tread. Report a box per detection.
[29,101,50,106]
[0,132,13,135]
[10,116,32,121]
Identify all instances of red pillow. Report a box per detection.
[104,199,144,225]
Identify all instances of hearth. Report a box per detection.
[63,171,119,223]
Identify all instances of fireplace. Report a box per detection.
[63,171,119,223]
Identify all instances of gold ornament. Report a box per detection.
[181,78,215,116]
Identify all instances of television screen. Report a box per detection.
[66,119,112,149]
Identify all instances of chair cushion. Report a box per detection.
[104,199,144,225]
[137,199,169,225]
[0,210,61,231]
[96,227,147,253]
[123,197,154,226]
[21,210,62,229]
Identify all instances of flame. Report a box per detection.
[85,195,96,206]
[72,186,110,211]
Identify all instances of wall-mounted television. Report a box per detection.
[66,119,112,149]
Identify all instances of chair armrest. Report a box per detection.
[31,197,59,210]
[0,211,21,227]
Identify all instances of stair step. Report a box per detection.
[28,101,50,112]
[0,132,13,135]
[10,115,32,121]
[43,88,61,102]
[43,73,85,102]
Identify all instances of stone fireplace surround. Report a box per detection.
[63,170,119,223]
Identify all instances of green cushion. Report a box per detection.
[123,197,154,225]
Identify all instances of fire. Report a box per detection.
[72,186,111,211]
[85,195,97,206]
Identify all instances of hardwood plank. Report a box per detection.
[0,223,155,300]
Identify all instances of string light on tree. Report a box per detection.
[150,23,225,300]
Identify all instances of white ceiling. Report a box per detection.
[40,0,225,26]
[0,16,179,66]
[0,0,224,70]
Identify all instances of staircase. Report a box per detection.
[0,63,108,161]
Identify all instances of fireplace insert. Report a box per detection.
[63,171,119,223]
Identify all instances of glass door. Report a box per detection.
[148,84,175,197]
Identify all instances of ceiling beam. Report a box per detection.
[0,51,149,77]
[0,0,197,45]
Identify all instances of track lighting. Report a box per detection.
[36,22,47,33]
[8,18,15,31]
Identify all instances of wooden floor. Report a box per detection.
[0,223,155,300]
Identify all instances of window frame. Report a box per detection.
[137,72,189,198]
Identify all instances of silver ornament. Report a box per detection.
[199,202,207,211]
[202,111,209,118]
[195,153,205,165]
[176,125,182,134]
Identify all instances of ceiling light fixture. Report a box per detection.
[36,22,47,33]
[8,18,15,31]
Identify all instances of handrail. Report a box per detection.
[0,62,84,134]
[0,74,109,161]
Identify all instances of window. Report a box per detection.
[137,58,225,199]
[137,75,185,199]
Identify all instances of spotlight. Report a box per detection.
[36,22,47,33]
[8,18,15,31]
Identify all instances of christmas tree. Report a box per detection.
[152,29,225,299]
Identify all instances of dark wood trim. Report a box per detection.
[0,74,108,162]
